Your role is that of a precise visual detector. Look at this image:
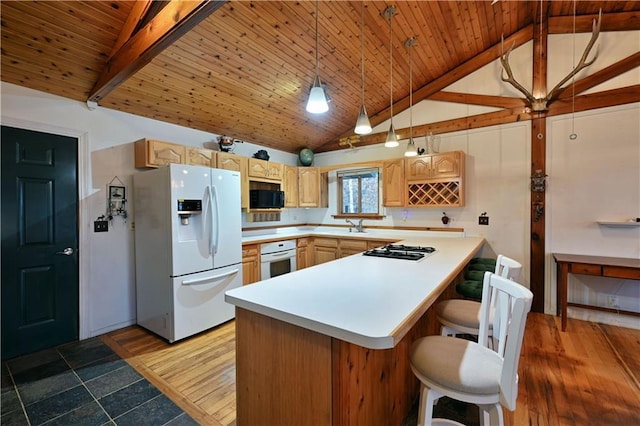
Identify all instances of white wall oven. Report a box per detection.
[260,240,297,279]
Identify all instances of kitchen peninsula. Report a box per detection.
[225,235,485,425]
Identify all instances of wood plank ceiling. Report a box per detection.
[2,1,639,154]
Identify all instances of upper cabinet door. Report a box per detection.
[283,165,299,207]
[248,158,283,181]
[135,139,186,168]
[298,167,321,207]
[405,156,431,181]
[383,159,405,207]
[430,152,461,178]
[186,147,216,167]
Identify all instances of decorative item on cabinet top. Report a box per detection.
[298,147,314,166]
[217,135,244,153]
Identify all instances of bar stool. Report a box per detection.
[410,272,533,425]
[435,255,522,345]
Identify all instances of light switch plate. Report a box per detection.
[478,215,489,225]
[94,220,109,232]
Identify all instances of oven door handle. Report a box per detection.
[265,252,292,258]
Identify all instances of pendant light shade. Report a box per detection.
[384,6,398,148]
[306,75,329,114]
[354,2,371,135]
[306,0,329,114]
[405,138,418,156]
[355,105,372,134]
[385,123,399,147]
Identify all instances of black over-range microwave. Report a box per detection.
[249,189,285,209]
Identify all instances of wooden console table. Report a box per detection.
[553,253,640,331]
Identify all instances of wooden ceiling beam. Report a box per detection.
[548,11,640,33]
[428,92,526,109]
[107,0,153,60]
[555,51,640,99]
[549,85,640,114]
[88,0,226,104]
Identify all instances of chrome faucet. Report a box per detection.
[346,219,364,233]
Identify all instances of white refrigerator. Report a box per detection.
[133,163,243,342]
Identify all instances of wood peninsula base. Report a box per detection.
[234,304,440,426]
[553,253,640,331]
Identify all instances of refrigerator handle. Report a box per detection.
[203,185,211,245]
[205,185,215,255]
[211,185,220,255]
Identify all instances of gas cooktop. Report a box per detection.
[362,244,437,261]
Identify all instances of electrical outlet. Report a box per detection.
[94,220,108,232]
[478,215,489,225]
[607,295,619,308]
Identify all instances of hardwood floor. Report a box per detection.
[101,314,640,426]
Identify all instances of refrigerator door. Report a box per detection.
[209,168,242,269]
[169,164,215,276]
[171,264,241,342]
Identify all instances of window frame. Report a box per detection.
[335,167,382,219]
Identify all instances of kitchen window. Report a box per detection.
[336,168,380,216]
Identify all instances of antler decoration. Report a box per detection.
[500,9,601,112]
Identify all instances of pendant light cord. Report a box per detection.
[571,0,577,137]
[388,8,394,124]
[360,2,365,105]
[408,38,414,141]
[315,0,319,78]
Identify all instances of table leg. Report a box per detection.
[556,262,569,331]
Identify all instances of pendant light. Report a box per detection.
[405,37,418,157]
[306,0,329,114]
[383,6,398,148]
[354,1,372,134]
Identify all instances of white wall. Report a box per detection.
[546,104,640,328]
[1,28,638,336]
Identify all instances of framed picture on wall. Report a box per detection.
[109,185,125,200]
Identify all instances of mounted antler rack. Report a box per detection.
[338,135,361,149]
[500,9,601,112]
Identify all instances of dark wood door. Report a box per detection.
[1,126,79,359]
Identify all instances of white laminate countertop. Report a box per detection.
[225,235,485,350]
[241,225,465,244]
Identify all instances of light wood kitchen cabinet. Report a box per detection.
[297,238,312,270]
[134,138,186,168]
[405,151,462,180]
[405,151,465,207]
[383,159,405,207]
[298,167,328,208]
[242,244,260,285]
[405,156,432,181]
[217,152,249,210]
[248,158,283,181]
[217,151,243,172]
[430,152,462,179]
[313,237,338,265]
[339,239,368,258]
[186,147,216,167]
[283,165,299,208]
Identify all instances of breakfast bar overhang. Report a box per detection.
[225,236,485,425]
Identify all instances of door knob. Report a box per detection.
[56,247,74,256]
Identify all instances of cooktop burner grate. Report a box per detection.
[362,249,425,261]
[383,244,436,253]
[362,245,437,261]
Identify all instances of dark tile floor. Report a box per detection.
[1,338,197,426]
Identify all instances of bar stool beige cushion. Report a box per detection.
[436,254,522,340]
